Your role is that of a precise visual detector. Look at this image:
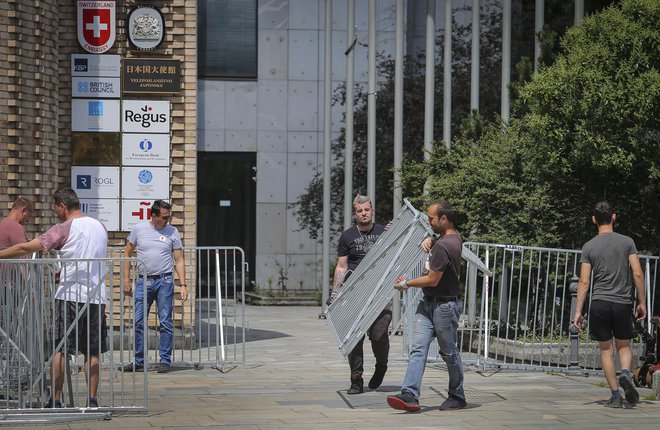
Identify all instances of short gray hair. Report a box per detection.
[353,195,371,207]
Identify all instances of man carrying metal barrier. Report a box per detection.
[387,199,467,412]
[574,201,646,408]
[328,195,391,395]
[0,188,109,409]
[122,200,188,374]
[0,197,34,247]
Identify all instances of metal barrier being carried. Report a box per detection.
[326,200,491,356]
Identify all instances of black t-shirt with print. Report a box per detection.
[337,223,385,278]
[424,232,463,298]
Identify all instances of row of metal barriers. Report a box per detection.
[0,246,247,418]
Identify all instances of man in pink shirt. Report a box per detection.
[0,188,108,408]
[0,197,33,248]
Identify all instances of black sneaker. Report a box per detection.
[347,378,363,395]
[439,395,467,410]
[368,365,387,390]
[604,396,634,409]
[618,374,639,405]
[387,389,421,412]
[157,363,171,373]
[44,398,62,408]
[87,398,99,408]
[122,363,144,372]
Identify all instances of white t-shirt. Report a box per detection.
[38,216,108,304]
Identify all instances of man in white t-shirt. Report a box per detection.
[122,200,187,374]
[0,188,108,409]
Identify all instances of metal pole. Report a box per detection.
[471,0,480,111]
[423,0,435,159]
[392,0,405,333]
[501,0,511,122]
[443,0,452,149]
[574,0,584,26]
[367,0,377,211]
[344,0,355,231]
[534,0,544,70]
[322,0,333,311]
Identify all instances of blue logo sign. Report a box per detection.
[137,170,153,184]
[77,175,92,189]
[88,101,103,116]
[80,203,89,213]
[139,139,153,152]
[77,81,89,93]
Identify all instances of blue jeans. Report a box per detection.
[134,275,174,365]
[402,298,464,400]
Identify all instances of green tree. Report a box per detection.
[403,0,659,252]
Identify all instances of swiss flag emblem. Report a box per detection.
[77,1,116,54]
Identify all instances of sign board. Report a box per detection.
[121,166,169,199]
[121,199,156,231]
[72,99,120,132]
[71,54,121,77]
[122,133,170,166]
[127,6,165,51]
[122,100,170,133]
[122,59,181,94]
[72,77,121,98]
[80,198,120,231]
[71,166,120,199]
[77,1,116,54]
[72,132,120,165]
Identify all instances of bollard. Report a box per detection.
[567,275,582,374]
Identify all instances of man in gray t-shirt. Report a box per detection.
[574,202,646,408]
[122,200,188,374]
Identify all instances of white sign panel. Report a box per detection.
[122,133,170,166]
[80,198,119,231]
[122,100,170,133]
[71,54,121,77]
[71,166,120,199]
[121,199,158,231]
[72,77,121,98]
[72,99,120,132]
[122,166,169,199]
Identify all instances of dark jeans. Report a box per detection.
[348,308,392,381]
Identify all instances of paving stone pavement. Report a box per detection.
[8,305,659,429]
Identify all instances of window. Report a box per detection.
[198,0,258,79]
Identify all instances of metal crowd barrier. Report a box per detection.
[1,246,247,421]
[108,246,247,373]
[402,242,658,373]
[326,200,491,356]
[0,256,146,418]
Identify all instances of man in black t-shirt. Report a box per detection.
[387,199,466,412]
[329,195,391,395]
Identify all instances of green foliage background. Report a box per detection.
[293,0,659,253]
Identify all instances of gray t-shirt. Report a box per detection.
[580,232,637,304]
[127,221,183,276]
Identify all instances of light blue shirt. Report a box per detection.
[127,221,182,276]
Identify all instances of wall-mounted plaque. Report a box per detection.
[123,58,181,94]
[127,6,165,51]
[73,132,121,165]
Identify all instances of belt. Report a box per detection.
[146,272,172,280]
[424,295,460,303]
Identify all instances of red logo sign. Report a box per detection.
[77,1,116,54]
